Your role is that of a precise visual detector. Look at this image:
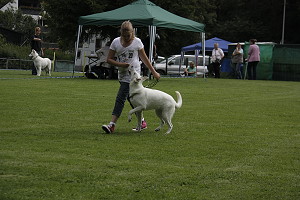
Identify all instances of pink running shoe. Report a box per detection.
[102,124,115,134]
[132,120,147,131]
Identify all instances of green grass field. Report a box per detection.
[0,71,299,200]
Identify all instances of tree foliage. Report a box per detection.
[42,0,299,55]
[0,7,37,41]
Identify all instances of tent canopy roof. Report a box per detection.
[182,37,232,52]
[78,0,205,33]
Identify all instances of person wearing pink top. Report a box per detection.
[246,39,260,80]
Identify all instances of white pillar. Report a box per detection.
[280,0,286,44]
[201,32,206,79]
[73,25,82,77]
[148,26,156,63]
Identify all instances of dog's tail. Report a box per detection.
[175,91,182,109]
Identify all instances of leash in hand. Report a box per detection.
[144,78,159,88]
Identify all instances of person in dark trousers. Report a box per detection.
[101,21,160,134]
[231,43,244,79]
[245,39,260,80]
[31,27,43,75]
[211,43,224,78]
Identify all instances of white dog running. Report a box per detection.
[128,67,182,134]
[29,49,51,76]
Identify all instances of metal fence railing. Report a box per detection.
[0,58,79,73]
[0,58,32,70]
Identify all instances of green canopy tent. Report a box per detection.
[75,0,205,75]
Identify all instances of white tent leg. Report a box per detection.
[73,25,82,77]
[148,26,156,63]
[180,51,185,75]
[201,32,206,80]
[195,49,200,77]
[148,26,156,78]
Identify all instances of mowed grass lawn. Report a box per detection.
[0,72,299,199]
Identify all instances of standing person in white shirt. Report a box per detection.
[211,43,224,78]
[102,21,161,134]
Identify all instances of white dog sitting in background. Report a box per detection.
[128,67,182,134]
[29,49,51,76]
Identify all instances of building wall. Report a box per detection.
[0,0,18,11]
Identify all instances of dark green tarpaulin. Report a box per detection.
[273,45,300,81]
[78,0,205,33]
[244,42,275,80]
[228,43,300,81]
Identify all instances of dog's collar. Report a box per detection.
[129,93,139,99]
[31,55,38,60]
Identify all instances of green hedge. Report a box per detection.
[0,41,74,61]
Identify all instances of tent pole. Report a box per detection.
[148,26,152,63]
[73,25,82,77]
[180,51,184,75]
[148,26,156,78]
[201,32,206,80]
[281,0,286,44]
[148,26,156,63]
[195,49,199,77]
